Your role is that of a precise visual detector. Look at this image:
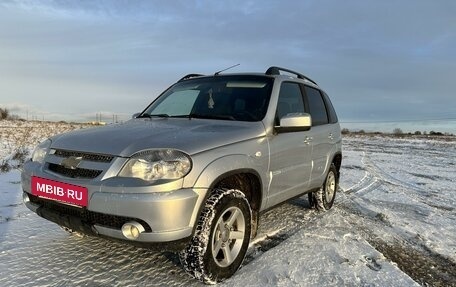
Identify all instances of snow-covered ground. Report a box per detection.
[0,121,90,172]
[0,122,455,286]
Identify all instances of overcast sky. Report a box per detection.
[0,1,455,131]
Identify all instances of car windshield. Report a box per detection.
[140,75,273,122]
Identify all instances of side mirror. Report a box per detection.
[132,113,141,119]
[276,113,312,133]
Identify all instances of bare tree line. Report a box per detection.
[0,107,9,120]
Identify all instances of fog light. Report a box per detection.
[23,192,30,204]
[121,221,145,240]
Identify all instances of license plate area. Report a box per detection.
[31,176,88,207]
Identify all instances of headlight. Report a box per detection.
[118,149,192,182]
[31,139,51,164]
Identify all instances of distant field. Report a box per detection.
[0,120,91,171]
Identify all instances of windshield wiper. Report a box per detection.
[137,113,170,118]
[150,114,170,118]
[138,113,235,121]
[188,113,235,121]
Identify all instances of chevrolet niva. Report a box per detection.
[22,66,342,284]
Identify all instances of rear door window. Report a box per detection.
[304,86,328,126]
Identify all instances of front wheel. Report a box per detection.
[179,188,252,284]
[309,163,338,211]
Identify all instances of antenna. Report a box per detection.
[214,64,240,76]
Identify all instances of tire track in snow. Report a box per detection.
[243,199,321,265]
[340,152,382,197]
[339,199,456,287]
[243,150,384,267]
[336,140,456,286]
[361,152,455,217]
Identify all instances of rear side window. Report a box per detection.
[322,91,338,123]
[304,86,328,126]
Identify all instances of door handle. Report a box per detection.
[303,136,313,145]
[328,133,334,140]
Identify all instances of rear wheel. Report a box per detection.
[309,163,338,211]
[179,189,252,284]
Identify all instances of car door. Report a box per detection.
[304,85,338,189]
[266,82,313,208]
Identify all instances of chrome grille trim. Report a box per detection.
[53,149,114,163]
[45,149,115,179]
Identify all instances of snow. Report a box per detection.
[1,122,455,286]
[226,213,418,287]
[0,120,90,166]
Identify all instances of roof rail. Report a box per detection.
[265,66,317,85]
[178,73,204,82]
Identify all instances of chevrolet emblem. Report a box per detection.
[61,156,83,170]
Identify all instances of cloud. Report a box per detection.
[0,1,455,129]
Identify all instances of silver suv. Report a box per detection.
[22,66,342,283]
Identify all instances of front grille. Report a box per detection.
[29,194,152,232]
[48,163,102,179]
[54,149,114,163]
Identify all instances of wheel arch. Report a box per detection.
[191,167,263,238]
[209,169,262,218]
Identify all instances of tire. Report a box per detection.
[308,163,338,211]
[179,188,252,284]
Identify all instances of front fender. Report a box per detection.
[186,153,269,232]
[194,154,265,189]
[182,135,269,189]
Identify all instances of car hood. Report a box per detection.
[50,118,266,157]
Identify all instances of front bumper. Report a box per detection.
[22,161,203,246]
